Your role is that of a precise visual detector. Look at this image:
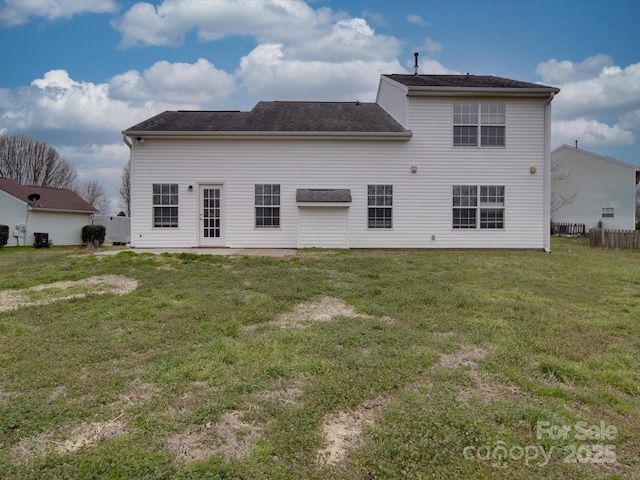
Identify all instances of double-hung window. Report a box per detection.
[152,183,178,228]
[454,103,505,147]
[368,185,393,229]
[453,185,505,229]
[255,184,280,228]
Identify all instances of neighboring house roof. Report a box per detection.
[0,178,97,213]
[552,145,640,171]
[125,101,410,136]
[383,74,560,95]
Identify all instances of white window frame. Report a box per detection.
[152,183,178,228]
[453,185,505,229]
[255,184,281,228]
[367,184,393,229]
[453,103,506,147]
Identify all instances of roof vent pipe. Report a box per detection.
[414,52,419,75]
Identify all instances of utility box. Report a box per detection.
[33,232,50,248]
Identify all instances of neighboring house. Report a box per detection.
[551,145,638,230]
[92,215,131,245]
[122,74,559,250]
[0,178,97,246]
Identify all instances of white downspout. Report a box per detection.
[543,92,555,253]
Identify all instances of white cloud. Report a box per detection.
[552,118,634,148]
[407,14,428,26]
[539,56,640,150]
[112,0,336,48]
[421,37,442,55]
[0,0,117,26]
[237,43,403,101]
[109,58,236,106]
[536,54,613,84]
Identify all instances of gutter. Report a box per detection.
[543,91,556,253]
[121,130,413,141]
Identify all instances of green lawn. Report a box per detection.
[0,238,638,479]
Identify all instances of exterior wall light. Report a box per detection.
[530,166,537,174]
[410,165,418,174]
[188,185,193,192]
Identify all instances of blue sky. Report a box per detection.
[0,0,639,212]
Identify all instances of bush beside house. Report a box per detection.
[81,225,106,246]
[0,225,8,247]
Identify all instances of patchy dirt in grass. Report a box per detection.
[11,417,127,458]
[433,344,524,405]
[0,275,138,312]
[437,344,495,370]
[246,297,395,331]
[256,378,307,406]
[167,411,262,464]
[317,393,393,466]
[457,377,524,405]
[108,380,158,409]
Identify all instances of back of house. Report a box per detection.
[123,73,559,250]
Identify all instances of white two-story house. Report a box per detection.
[123,74,559,250]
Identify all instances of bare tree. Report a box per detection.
[76,180,111,214]
[550,158,578,216]
[0,134,77,188]
[118,159,131,217]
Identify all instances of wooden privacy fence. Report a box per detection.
[589,228,640,250]
[551,222,586,236]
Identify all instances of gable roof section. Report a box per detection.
[552,145,640,171]
[124,101,411,138]
[383,74,560,96]
[0,178,97,213]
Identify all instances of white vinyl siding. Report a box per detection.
[298,207,349,248]
[129,91,550,249]
[551,145,636,230]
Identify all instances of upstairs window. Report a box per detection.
[602,207,615,218]
[152,183,178,228]
[454,103,505,147]
[255,184,280,228]
[368,185,393,228]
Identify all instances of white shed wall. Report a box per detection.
[28,211,92,246]
[0,191,28,246]
[551,146,636,230]
[130,95,550,249]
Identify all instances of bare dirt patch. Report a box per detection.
[246,297,395,331]
[11,417,127,458]
[167,411,261,464]
[0,275,138,312]
[437,344,495,370]
[317,393,393,466]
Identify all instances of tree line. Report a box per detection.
[0,133,129,216]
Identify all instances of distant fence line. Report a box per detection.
[551,222,586,236]
[589,228,640,250]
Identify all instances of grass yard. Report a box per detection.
[0,238,638,479]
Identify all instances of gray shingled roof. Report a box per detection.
[384,74,559,92]
[0,177,97,212]
[296,189,352,203]
[125,101,409,134]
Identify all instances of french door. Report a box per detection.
[200,185,224,246]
